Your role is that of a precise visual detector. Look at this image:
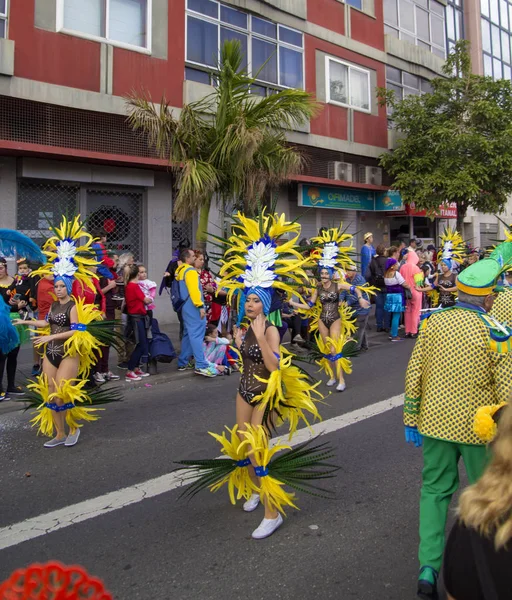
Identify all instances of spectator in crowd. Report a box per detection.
[176,249,216,378]
[461,250,479,271]
[0,258,23,400]
[124,264,152,383]
[387,246,400,261]
[203,323,231,374]
[434,260,458,308]
[162,243,187,340]
[115,252,135,369]
[91,228,115,280]
[368,244,389,332]
[443,404,512,600]
[408,238,419,254]
[32,273,54,375]
[194,250,217,324]
[95,271,120,384]
[384,258,411,342]
[340,265,371,351]
[360,232,375,280]
[400,250,423,338]
[137,265,157,320]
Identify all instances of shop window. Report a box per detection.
[326,57,371,113]
[60,0,150,51]
[185,0,304,90]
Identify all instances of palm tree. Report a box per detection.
[126,40,319,245]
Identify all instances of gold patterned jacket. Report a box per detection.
[490,288,512,328]
[404,306,512,445]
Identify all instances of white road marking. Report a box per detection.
[0,394,404,551]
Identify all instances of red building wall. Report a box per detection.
[350,3,385,50]
[307,0,345,35]
[306,36,388,148]
[10,0,101,92]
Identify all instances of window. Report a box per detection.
[345,0,363,9]
[60,0,150,50]
[326,57,371,112]
[384,0,446,57]
[0,0,7,39]
[446,0,464,54]
[385,66,432,122]
[481,0,512,80]
[185,0,304,89]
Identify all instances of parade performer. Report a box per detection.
[433,227,465,308]
[12,217,120,448]
[404,244,512,600]
[176,210,337,540]
[290,226,372,391]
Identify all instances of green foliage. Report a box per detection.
[377,40,512,225]
[126,40,319,237]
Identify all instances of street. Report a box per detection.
[0,336,456,600]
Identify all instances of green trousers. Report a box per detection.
[419,436,489,572]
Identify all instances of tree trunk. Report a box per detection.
[195,200,211,251]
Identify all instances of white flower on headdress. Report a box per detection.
[441,240,453,261]
[245,241,277,270]
[53,258,77,277]
[56,240,77,261]
[242,264,276,289]
[319,242,339,268]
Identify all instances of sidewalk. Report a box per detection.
[0,312,389,416]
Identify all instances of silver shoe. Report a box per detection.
[44,437,67,448]
[65,428,81,447]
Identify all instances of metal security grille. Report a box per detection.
[86,189,144,261]
[480,222,499,249]
[172,220,193,249]
[0,95,162,160]
[16,181,79,247]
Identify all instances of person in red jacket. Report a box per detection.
[124,264,152,382]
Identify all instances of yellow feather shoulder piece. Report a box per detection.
[474,402,507,443]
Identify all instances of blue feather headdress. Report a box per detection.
[0,230,47,264]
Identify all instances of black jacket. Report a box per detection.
[368,255,387,290]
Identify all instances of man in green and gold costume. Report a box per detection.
[404,244,512,600]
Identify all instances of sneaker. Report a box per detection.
[6,386,24,396]
[65,428,81,447]
[195,366,217,378]
[125,371,142,382]
[292,334,304,343]
[391,336,404,342]
[105,371,120,381]
[134,367,150,378]
[251,513,284,540]
[44,436,67,448]
[31,364,42,376]
[417,567,439,600]
[178,362,194,371]
[326,378,337,387]
[336,382,346,392]
[243,493,260,513]
[117,362,129,370]
[93,372,106,384]
[0,391,10,402]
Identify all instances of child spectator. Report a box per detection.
[137,265,157,317]
[9,258,36,317]
[203,323,231,375]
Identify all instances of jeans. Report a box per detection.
[375,291,390,329]
[128,319,149,370]
[390,311,401,338]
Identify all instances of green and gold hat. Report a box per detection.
[457,241,512,296]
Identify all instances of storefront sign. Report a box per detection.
[406,202,458,218]
[375,190,403,211]
[299,185,374,211]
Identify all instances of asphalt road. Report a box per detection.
[0,335,456,599]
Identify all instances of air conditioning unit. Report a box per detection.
[327,161,353,182]
[359,166,383,186]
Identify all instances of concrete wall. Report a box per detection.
[146,172,175,324]
[0,157,19,274]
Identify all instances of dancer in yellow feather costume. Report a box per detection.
[13,216,119,448]
[176,210,338,540]
[290,226,374,392]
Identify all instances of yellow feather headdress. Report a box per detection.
[31,215,100,292]
[308,225,356,278]
[438,227,465,269]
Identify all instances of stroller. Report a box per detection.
[148,318,177,373]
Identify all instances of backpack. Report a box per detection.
[149,319,177,363]
[170,267,193,312]
[371,258,386,288]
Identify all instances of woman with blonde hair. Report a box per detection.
[443,403,512,600]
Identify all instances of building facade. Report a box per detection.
[0,0,509,322]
